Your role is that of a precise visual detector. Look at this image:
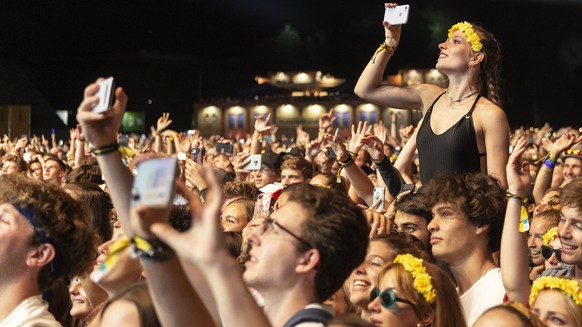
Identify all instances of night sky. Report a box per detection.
[0,0,581,133]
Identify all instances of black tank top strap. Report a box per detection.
[426,91,447,115]
[465,94,482,117]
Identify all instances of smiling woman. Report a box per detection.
[354,3,509,189]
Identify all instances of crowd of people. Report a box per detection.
[1,4,581,327]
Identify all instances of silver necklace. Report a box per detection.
[446,89,478,108]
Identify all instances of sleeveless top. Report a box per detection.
[416,92,483,185]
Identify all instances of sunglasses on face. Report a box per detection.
[369,288,413,309]
[565,149,581,156]
[541,245,562,262]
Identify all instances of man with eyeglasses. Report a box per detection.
[0,174,98,326]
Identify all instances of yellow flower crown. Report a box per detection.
[448,21,483,52]
[393,254,437,304]
[530,276,582,306]
[542,227,559,246]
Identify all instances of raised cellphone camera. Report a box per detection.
[190,148,205,164]
[384,4,410,25]
[243,154,262,170]
[373,186,385,210]
[130,157,178,208]
[93,77,115,113]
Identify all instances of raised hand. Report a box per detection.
[151,165,228,269]
[506,137,531,198]
[254,113,272,133]
[319,109,336,132]
[348,121,373,154]
[76,78,128,148]
[374,122,388,144]
[361,134,385,162]
[383,3,402,48]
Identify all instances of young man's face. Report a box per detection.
[0,203,38,280]
[43,160,64,184]
[280,169,306,188]
[427,202,480,265]
[528,218,554,266]
[558,205,582,267]
[394,211,430,249]
[562,157,582,185]
[243,201,309,292]
[252,166,279,189]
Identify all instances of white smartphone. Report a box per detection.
[243,154,262,171]
[384,4,410,25]
[373,186,386,210]
[131,157,178,208]
[93,77,115,113]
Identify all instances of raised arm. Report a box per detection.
[354,4,423,109]
[501,136,532,303]
[532,132,581,203]
[76,79,134,229]
[325,123,375,205]
[251,113,271,154]
[151,166,272,327]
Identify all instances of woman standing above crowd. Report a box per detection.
[355,3,509,188]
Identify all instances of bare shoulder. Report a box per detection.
[473,98,508,126]
[410,84,445,113]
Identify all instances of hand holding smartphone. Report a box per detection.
[93,77,115,113]
[384,4,410,25]
[242,154,262,170]
[131,157,178,208]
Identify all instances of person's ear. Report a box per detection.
[27,243,56,269]
[475,223,491,236]
[296,248,320,273]
[469,52,485,67]
[417,311,435,326]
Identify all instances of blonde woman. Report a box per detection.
[368,254,465,327]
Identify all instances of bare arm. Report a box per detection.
[501,137,531,303]
[151,166,272,327]
[532,133,581,203]
[251,113,271,155]
[480,105,510,189]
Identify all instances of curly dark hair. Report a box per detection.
[424,172,506,252]
[285,184,369,301]
[0,174,99,292]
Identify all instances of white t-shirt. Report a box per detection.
[459,268,505,326]
[0,295,61,327]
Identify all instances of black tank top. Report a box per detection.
[416,92,482,185]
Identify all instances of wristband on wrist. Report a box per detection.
[91,142,119,155]
[371,41,396,63]
[543,158,556,169]
[506,192,530,233]
[132,236,175,262]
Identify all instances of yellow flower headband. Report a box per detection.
[448,21,483,52]
[530,276,582,306]
[393,254,437,304]
[542,227,558,246]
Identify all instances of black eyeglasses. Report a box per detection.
[541,245,562,262]
[261,217,313,248]
[370,288,413,309]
